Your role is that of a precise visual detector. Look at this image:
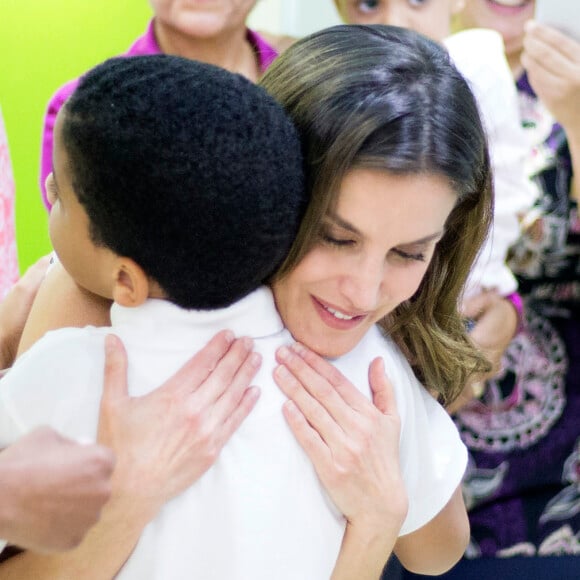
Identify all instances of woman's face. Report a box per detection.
[272,168,457,358]
[148,0,258,39]
[333,0,465,43]
[458,0,535,66]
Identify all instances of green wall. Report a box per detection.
[0,0,152,273]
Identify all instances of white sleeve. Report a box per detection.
[0,328,105,447]
[383,345,467,536]
[350,328,468,537]
[397,381,467,536]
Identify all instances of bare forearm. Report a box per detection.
[565,129,580,202]
[0,335,10,370]
[331,522,398,580]
[393,486,469,575]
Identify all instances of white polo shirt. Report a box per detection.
[0,287,465,579]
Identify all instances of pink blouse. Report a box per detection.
[0,109,19,297]
[39,21,279,209]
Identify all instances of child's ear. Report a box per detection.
[112,258,149,307]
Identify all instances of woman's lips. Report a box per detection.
[311,296,367,331]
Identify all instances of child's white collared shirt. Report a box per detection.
[0,287,465,578]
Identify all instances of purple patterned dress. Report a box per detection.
[452,72,580,568]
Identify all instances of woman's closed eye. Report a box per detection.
[322,230,427,262]
[321,232,356,248]
[392,248,426,262]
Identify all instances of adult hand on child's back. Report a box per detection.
[98,331,262,520]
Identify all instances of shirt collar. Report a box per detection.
[110,286,283,342]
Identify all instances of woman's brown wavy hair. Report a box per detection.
[260,24,493,404]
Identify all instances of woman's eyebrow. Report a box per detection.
[400,231,445,245]
[326,212,360,235]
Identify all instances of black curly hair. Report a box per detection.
[61,54,305,309]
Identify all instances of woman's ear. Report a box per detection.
[112,258,150,307]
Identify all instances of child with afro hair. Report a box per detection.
[51,54,305,310]
[0,54,313,578]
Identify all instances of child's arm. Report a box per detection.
[0,496,152,580]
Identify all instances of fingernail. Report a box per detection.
[224,330,235,344]
[377,357,385,373]
[274,364,290,379]
[246,385,261,401]
[250,352,262,367]
[277,346,291,361]
[290,342,305,355]
[105,334,117,353]
[242,337,254,350]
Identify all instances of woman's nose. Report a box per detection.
[339,260,386,313]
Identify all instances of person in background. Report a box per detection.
[0,108,19,298]
[38,0,290,209]
[405,0,580,577]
